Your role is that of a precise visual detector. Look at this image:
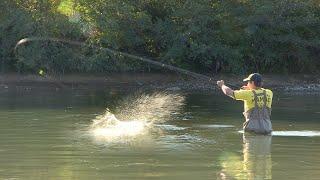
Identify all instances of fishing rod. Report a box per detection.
[14,37,239,89]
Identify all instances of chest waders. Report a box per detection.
[243,90,272,134]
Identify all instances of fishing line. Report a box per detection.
[14,37,238,89]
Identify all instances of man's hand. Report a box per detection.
[241,85,250,90]
[217,80,234,98]
[217,80,225,88]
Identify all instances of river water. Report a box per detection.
[0,85,319,179]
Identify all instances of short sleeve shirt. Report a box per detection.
[233,88,273,112]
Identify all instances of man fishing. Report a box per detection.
[217,73,273,134]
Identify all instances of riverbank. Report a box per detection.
[0,73,319,94]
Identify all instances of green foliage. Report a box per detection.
[77,0,320,74]
[0,0,83,73]
[1,0,320,74]
[235,0,320,73]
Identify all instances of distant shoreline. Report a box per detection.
[0,73,319,94]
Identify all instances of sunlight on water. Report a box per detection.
[272,131,320,137]
[90,92,185,142]
[197,124,235,128]
[238,130,320,137]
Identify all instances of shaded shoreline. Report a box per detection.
[0,73,319,94]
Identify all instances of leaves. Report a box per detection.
[1,0,320,74]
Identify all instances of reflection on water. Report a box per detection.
[243,135,272,180]
[219,135,272,180]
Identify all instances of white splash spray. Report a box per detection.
[90,92,185,142]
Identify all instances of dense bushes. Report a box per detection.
[1,0,319,74]
[0,0,83,73]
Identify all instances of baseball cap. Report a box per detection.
[243,73,262,86]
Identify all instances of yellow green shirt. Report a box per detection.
[233,88,273,112]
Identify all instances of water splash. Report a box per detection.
[90,92,185,142]
[91,110,147,139]
[114,92,185,123]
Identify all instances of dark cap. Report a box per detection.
[243,73,262,86]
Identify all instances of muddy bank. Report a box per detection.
[0,73,319,94]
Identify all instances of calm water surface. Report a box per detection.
[0,85,319,179]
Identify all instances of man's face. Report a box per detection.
[247,81,255,89]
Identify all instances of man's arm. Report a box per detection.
[217,80,235,98]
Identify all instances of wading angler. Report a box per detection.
[217,73,273,135]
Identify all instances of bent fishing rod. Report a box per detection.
[14,37,238,88]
